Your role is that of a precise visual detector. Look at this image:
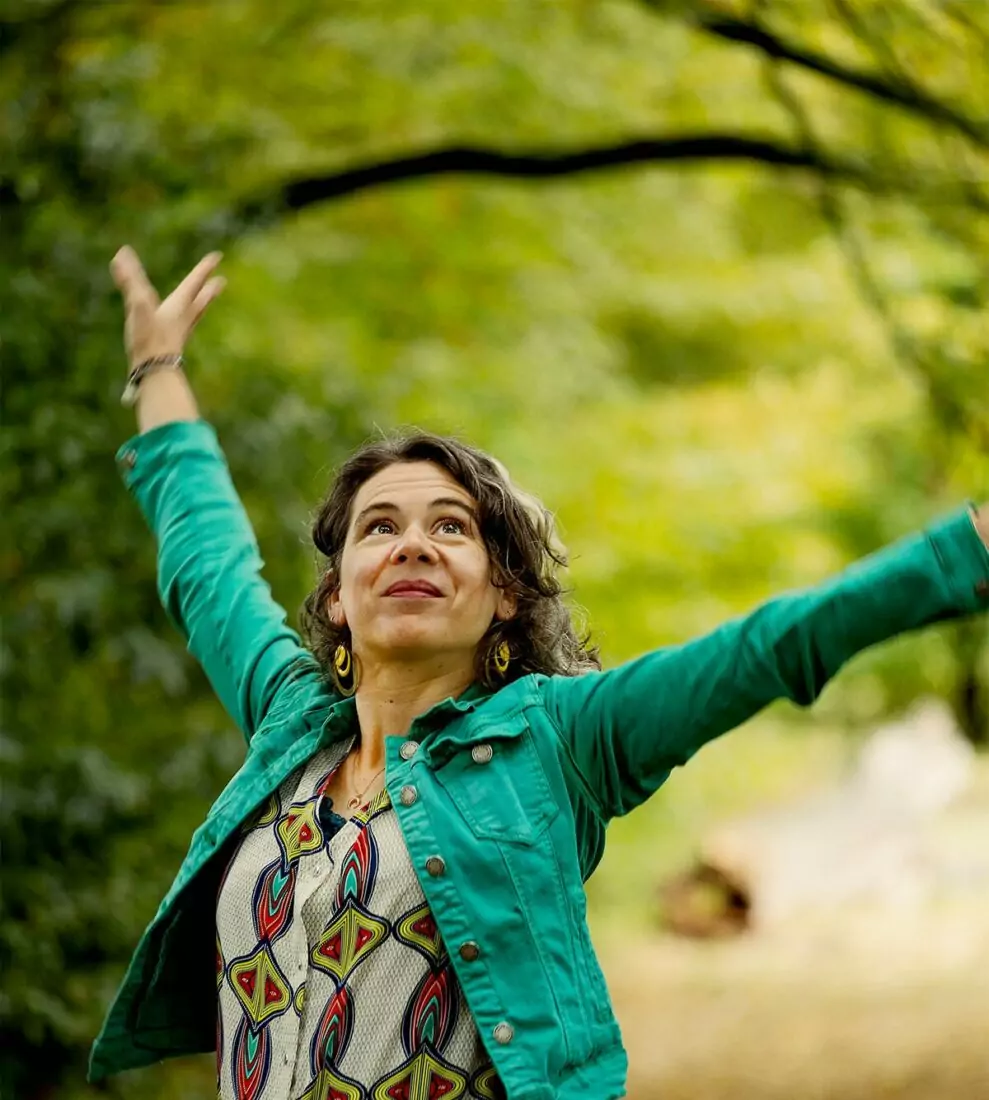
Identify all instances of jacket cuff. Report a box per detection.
[114,419,228,532]
[115,418,224,486]
[927,505,989,615]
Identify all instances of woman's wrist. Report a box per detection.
[121,354,185,407]
[135,367,200,434]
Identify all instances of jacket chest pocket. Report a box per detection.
[432,724,558,845]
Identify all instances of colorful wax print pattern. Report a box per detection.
[216,740,505,1100]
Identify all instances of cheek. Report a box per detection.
[339,547,390,614]
[334,552,366,615]
[461,555,499,610]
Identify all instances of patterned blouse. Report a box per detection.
[216,736,505,1100]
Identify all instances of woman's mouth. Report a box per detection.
[383,580,443,598]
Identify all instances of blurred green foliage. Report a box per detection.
[2,1,986,1096]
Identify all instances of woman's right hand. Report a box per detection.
[110,246,226,372]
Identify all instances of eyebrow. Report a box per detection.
[352,497,479,530]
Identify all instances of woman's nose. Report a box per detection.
[390,525,436,563]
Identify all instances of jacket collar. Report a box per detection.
[317,678,536,760]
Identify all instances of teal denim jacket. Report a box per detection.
[90,420,989,1098]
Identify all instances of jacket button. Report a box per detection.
[976,579,989,599]
[459,941,480,962]
[492,1021,514,1045]
[471,743,493,765]
[425,856,446,877]
[399,740,419,761]
[399,785,418,807]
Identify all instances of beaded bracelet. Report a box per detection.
[120,354,185,407]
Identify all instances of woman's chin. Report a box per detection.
[368,624,470,659]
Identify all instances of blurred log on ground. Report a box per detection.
[659,699,981,936]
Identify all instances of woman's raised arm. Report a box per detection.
[541,509,989,822]
[111,247,324,742]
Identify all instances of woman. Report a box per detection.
[91,249,989,1100]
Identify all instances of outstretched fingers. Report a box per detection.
[169,251,224,313]
[189,275,227,330]
[110,246,160,311]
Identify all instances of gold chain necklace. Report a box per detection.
[347,761,386,811]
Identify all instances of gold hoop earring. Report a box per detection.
[332,643,358,696]
[492,640,511,678]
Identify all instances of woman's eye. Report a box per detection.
[437,517,467,535]
[365,519,396,536]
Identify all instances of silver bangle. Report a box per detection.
[120,354,185,407]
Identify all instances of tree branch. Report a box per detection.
[233,133,985,227]
[759,47,978,445]
[687,9,989,150]
[825,0,912,82]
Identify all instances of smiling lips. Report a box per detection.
[383,580,443,598]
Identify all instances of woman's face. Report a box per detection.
[328,461,515,665]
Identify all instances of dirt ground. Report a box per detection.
[598,898,989,1100]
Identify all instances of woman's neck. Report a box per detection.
[351,658,475,769]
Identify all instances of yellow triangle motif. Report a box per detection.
[227,944,291,1027]
[472,1064,503,1099]
[298,1066,363,1100]
[371,1047,467,1100]
[275,797,324,865]
[310,900,387,982]
[395,903,446,966]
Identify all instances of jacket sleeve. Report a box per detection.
[540,508,989,821]
[116,419,325,743]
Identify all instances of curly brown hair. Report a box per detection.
[300,431,600,688]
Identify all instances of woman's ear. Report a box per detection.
[495,588,518,622]
[326,584,346,627]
